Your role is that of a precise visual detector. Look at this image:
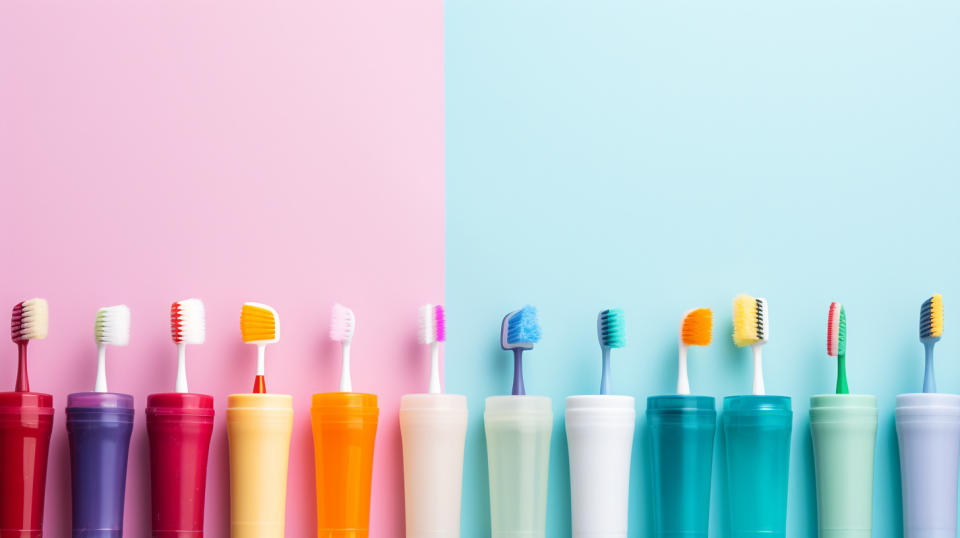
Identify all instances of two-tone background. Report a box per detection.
[2,1,959,536]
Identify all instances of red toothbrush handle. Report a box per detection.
[14,343,29,392]
[252,375,266,394]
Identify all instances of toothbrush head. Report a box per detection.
[11,298,48,343]
[330,303,355,343]
[681,308,712,346]
[501,305,541,351]
[171,298,205,345]
[241,302,279,344]
[597,308,625,349]
[827,302,846,356]
[419,304,445,344]
[95,305,131,347]
[733,294,768,347]
[920,294,943,342]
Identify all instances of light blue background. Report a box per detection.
[446,1,960,536]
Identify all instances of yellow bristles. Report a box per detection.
[733,294,760,347]
[929,294,943,338]
[240,303,278,343]
[681,308,712,346]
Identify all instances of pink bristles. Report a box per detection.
[827,302,840,356]
[10,301,25,342]
[434,305,446,342]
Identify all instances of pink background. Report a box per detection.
[0,2,443,536]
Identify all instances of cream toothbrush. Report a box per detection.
[597,308,624,395]
[330,303,356,392]
[93,305,130,392]
[677,308,712,395]
[420,304,446,394]
[732,294,768,395]
[171,298,205,393]
[11,298,48,392]
[240,302,279,393]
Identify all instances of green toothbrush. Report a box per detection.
[827,302,848,394]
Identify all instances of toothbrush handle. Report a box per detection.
[339,341,353,392]
[15,342,29,392]
[95,345,108,393]
[175,343,188,393]
[600,347,612,395]
[428,342,442,394]
[836,353,849,395]
[752,345,765,396]
[676,345,690,395]
[512,348,525,396]
[923,341,936,393]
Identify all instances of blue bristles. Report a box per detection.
[507,305,541,345]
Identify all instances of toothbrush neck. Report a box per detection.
[15,341,29,392]
[95,344,108,393]
[428,341,442,394]
[752,344,765,396]
[339,341,352,392]
[600,346,612,395]
[512,348,525,396]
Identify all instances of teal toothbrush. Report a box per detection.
[920,294,943,393]
[597,309,624,394]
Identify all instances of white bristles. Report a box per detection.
[419,304,436,344]
[95,305,131,346]
[173,298,206,345]
[17,298,49,340]
[330,303,355,343]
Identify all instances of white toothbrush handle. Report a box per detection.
[339,341,352,392]
[95,344,108,393]
[429,341,442,394]
[752,344,765,395]
[175,343,188,393]
[256,344,266,376]
[677,344,691,395]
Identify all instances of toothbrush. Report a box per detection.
[240,302,279,394]
[597,308,624,395]
[920,294,943,393]
[500,305,541,396]
[93,305,131,393]
[677,308,712,395]
[733,294,769,395]
[827,302,848,394]
[10,298,48,392]
[419,304,446,394]
[330,303,356,392]
[170,298,205,393]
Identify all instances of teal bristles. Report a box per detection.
[598,308,625,394]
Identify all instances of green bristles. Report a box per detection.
[599,308,625,348]
[837,306,846,357]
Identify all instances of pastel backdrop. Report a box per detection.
[446,0,960,537]
[0,1,442,536]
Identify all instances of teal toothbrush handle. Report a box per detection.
[600,347,611,395]
[836,353,849,395]
[923,341,937,393]
[512,348,526,396]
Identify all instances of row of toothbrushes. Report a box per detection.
[1,292,950,538]
[1,297,447,538]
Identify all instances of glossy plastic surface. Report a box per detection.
[566,395,635,538]
[647,395,716,538]
[399,393,468,538]
[146,393,215,538]
[0,392,53,538]
[484,395,553,538]
[227,393,293,538]
[66,392,135,538]
[311,392,379,538]
[896,393,960,538]
[809,394,878,538]
[722,395,792,538]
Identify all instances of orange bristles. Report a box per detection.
[240,303,278,343]
[681,308,713,346]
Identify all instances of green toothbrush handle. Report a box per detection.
[836,354,849,395]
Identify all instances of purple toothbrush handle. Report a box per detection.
[66,393,134,538]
